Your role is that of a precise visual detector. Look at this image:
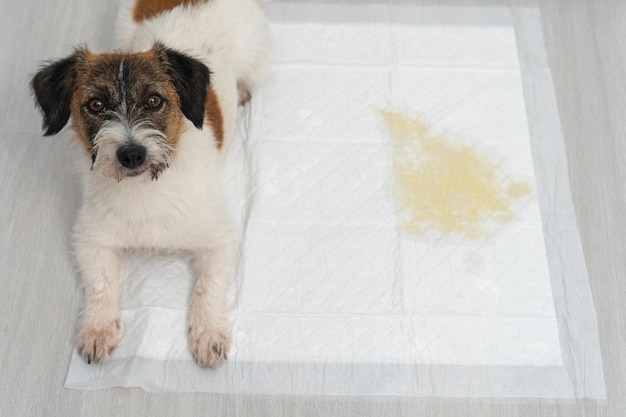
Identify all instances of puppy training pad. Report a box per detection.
[65,3,606,398]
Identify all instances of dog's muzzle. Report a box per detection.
[117,144,147,169]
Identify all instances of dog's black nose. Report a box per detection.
[117,145,147,169]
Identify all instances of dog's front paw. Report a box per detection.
[189,323,231,369]
[76,318,121,364]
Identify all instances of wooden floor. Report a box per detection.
[1,0,624,415]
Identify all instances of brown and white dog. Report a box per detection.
[30,0,270,368]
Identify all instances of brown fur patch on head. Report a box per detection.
[32,44,213,179]
[205,87,224,149]
[133,0,207,22]
[68,48,186,155]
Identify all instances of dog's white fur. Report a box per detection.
[73,0,270,367]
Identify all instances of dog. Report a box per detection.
[30,0,270,368]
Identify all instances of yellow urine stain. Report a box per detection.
[378,109,533,240]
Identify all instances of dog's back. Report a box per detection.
[116,0,271,125]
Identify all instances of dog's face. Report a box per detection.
[31,43,210,180]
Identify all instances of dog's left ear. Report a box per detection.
[154,43,209,130]
[31,48,88,136]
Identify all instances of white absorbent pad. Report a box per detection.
[65,3,606,398]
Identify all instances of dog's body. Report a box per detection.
[31,0,270,368]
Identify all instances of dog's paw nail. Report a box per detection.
[189,324,231,369]
[76,319,121,364]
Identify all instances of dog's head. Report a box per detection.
[31,43,210,181]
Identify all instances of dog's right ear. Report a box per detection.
[31,48,87,136]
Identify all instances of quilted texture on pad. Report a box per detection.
[231,11,560,368]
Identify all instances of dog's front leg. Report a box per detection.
[74,244,123,364]
[189,243,234,368]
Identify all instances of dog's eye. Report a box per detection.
[88,99,106,113]
[145,95,163,109]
